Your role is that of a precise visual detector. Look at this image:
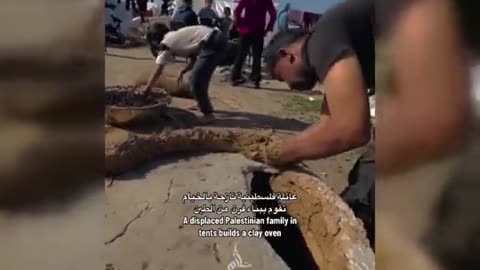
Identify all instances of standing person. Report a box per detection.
[277,3,291,32]
[171,0,198,30]
[219,6,234,39]
[142,25,228,125]
[231,0,277,88]
[263,0,374,243]
[198,0,220,27]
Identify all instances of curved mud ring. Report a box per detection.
[105,128,375,270]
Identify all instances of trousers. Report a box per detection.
[189,30,227,115]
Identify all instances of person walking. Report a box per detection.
[231,0,277,88]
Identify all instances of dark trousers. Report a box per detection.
[189,31,227,115]
[231,33,264,83]
[340,143,375,248]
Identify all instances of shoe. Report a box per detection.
[246,76,261,89]
[231,77,246,86]
[197,114,215,125]
[242,80,260,89]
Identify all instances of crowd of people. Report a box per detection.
[143,0,279,124]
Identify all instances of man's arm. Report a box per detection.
[234,0,246,25]
[277,56,371,164]
[143,50,172,92]
[144,64,165,92]
[376,0,471,174]
[265,0,277,32]
[180,55,197,75]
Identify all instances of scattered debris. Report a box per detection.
[105,263,117,270]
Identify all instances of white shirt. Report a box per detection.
[155,25,216,65]
[147,1,160,16]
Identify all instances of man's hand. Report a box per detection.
[264,138,298,168]
[141,84,151,94]
[177,56,196,87]
[240,136,303,169]
[143,63,165,95]
[177,71,185,87]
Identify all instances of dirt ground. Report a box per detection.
[104,46,366,270]
[105,46,362,192]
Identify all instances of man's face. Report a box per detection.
[224,8,231,17]
[272,49,317,90]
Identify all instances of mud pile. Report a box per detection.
[106,128,279,175]
[105,86,173,126]
[271,172,374,269]
[134,74,193,99]
[105,127,375,270]
[106,86,169,107]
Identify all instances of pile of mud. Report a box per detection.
[105,127,375,270]
[105,86,173,126]
[134,75,193,99]
[106,128,277,175]
[106,86,169,107]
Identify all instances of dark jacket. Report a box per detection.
[171,5,199,30]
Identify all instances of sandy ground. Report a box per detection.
[105,46,364,269]
[106,153,291,270]
[105,46,361,192]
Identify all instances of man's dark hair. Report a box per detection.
[183,0,193,5]
[146,23,170,57]
[263,29,309,74]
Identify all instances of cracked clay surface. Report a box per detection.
[105,127,374,270]
[106,153,291,270]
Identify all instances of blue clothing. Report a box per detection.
[198,7,219,20]
[172,5,198,28]
[277,3,291,31]
[189,31,227,115]
[198,7,219,27]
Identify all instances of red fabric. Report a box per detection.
[235,0,277,35]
